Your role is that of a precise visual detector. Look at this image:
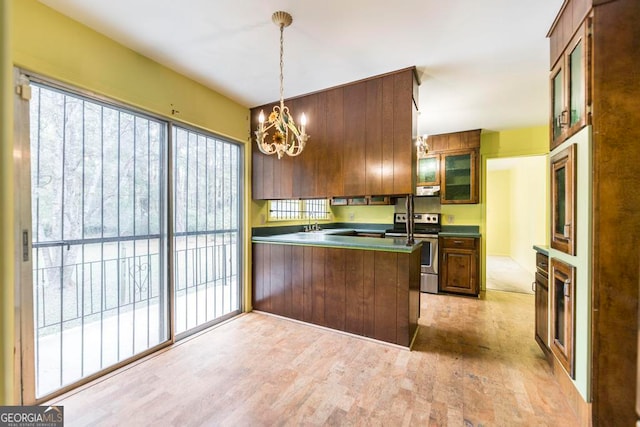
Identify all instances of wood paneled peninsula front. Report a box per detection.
[252,232,421,347]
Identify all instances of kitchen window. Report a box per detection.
[268,199,329,221]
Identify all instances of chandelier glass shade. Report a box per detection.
[255,11,309,159]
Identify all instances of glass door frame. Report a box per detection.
[13,68,245,404]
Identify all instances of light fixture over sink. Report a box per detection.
[255,11,309,159]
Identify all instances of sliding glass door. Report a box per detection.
[28,82,169,398]
[17,74,244,403]
[173,127,241,336]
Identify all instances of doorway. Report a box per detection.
[485,155,546,294]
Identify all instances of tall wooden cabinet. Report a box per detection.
[251,67,418,200]
[547,0,640,424]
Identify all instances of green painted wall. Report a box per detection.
[3,0,250,404]
[548,127,592,402]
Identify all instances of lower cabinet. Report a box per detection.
[534,252,550,355]
[550,257,575,379]
[252,243,421,347]
[439,237,479,296]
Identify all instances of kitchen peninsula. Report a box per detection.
[252,231,421,347]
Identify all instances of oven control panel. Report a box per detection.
[394,213,440,224]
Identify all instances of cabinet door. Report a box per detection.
[440,248,478,295]
[417,154,440,186]
[550,144,576,255]
[550,20,590,150]
[535,272,549,352]
[550,258,575,379]
[441,150,478,204]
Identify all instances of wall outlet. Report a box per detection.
[260,214,266,225]
[349,212,355,221]
[447,215,455,224]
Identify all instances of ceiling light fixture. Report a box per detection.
[416,134,429,157]
[255,11,309,159]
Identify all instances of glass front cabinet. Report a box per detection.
[441,149,478,204]
[550,144,576,255]
[550,19,590,150]
[550,258,575,379]
[416,154,440,186]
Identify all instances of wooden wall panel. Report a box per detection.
[363,251,376,338]
[311,247,326,326]
[381,75,396,195]
[324,88,344,197]
[269,244,285,315]
[252,244,419,347]
[324,249,346,331]
[345,250,365,335]
[290,246,304,321]
[589,0,640,424]
[365,78,383,195]
[392,70,413,195]
[374,252,398,344]
[302,246,314,323]
[343,82,367,196]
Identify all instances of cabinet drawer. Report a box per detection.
[441,237,476,250]
[536,252,549,276]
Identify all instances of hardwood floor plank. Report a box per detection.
[49,291,581,426]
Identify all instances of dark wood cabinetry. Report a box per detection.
[439,237,479,296]
[251,68,418,200]
[547,0,640,423]
[252,243,420,347]
[550,258,575,379]
[419,129,480,204]
[534,252,550,355]
[550,144,575,255]
[550,20,590,150]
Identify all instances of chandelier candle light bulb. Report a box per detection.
[254,11,309,159]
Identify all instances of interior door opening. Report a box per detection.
[485,155,547,294]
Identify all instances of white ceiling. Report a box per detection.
[39,0,563,136]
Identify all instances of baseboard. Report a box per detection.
[550,355,592,426]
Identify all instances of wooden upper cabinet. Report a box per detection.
[250,67,418,200]
[441,149,478,204]
[548,11,591,150]
[421,129,481,204]
[343,82,367,196]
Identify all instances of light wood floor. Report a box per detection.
[50,291,579,426]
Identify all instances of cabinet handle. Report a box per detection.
[563,279,571,297]
[453,240,463,245]
[563,223,571,238]
[532,281,536,292]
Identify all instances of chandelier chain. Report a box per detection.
[279,23,285,108]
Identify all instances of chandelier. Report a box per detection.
[255,11,309,159]
[416,134,429,157]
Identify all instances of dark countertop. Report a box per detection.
[252,229,422,253]
[532,244,549,255]
[439,225,481,238]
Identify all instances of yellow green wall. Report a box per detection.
[486,169,511,256]
[1,0,14,407]
[3,0,249,405]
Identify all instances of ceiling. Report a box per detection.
[39,0,563,136]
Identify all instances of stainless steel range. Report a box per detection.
[385,212,440,293]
